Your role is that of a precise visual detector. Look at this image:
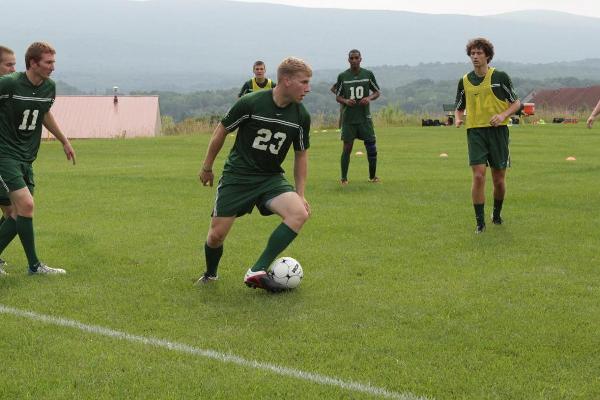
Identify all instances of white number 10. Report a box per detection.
[349,86,364,100]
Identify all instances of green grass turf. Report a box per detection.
[1,123,599,399]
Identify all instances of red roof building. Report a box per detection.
[43,95,161,139]
[532,86,600,112]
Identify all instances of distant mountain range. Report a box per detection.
[4,0,600,92]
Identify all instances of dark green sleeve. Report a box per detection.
[0,74,15,102]
[369,71,380,92]
[455,78,465,110]
[221,96,251,132]
[334,73,343,96]
[293,105,310,151]
[238,80,251,98]
[492,70,518,103]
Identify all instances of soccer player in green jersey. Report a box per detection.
[238,60,276,98]
[333,49,381,185]
[197,57,311,292]
[0,42,76,275]
[586,99,600,128]
[455,38,521,234]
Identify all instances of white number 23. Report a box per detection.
[252,129,287,154]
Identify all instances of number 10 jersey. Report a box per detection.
[0,72,55,163]
[221,90,310,176]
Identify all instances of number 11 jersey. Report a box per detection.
[0,72,55,163]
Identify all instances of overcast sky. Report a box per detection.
[234,0,600,18]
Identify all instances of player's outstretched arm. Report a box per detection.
[587,99,600,128]
[199,122,228,187]
[43,112,76,165]
[293,150,309,214]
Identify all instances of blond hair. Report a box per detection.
[0,45,14,61]
[25,41,56,69]
[277,57,312,81]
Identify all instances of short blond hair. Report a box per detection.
[0,45,14,61]
[277,57,312,81]
[25,41,56,69]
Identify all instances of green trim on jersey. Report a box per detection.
[333,68,380,124]
[0,72,56,162]
[238,78,276,98]
[221,90,310,176]
[455,69,518,111]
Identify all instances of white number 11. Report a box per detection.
[18,109,39,131]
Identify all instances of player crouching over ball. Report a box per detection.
[196,57,312,293]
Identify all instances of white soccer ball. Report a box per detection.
[269,257,303,289]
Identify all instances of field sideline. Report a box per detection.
[1,124,599,399]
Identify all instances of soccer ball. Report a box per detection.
[269,257,303,289]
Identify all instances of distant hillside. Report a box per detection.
[4,0,600,92]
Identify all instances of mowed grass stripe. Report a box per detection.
[0,304,431,400]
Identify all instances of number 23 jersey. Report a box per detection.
[221,89,310,176]
[0,72,55,163]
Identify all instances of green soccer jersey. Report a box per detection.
[0,72,55,163]
[334,68,380,124]
[221,90,310,176]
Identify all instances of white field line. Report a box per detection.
[0,304,432,400]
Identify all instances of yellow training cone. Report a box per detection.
[566,156,576,161]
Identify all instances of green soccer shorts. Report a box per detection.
[0,158,35,206]
[212,173,295,217]
[340,120,376,142]
[467,126,510,169]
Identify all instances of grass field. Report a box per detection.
[1,123,599,399]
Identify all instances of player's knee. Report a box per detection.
[207,229,227,247]
[16,199,34,217]
[364,141,377,158]
[342,142,353,154]
[472,171,486,185]
[286,206,309,231]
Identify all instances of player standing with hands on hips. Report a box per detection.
[197,57,311,293]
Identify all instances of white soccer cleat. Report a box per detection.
[0,259,7,275]
[29,262,67,275]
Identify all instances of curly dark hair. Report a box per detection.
[466,38,494,63]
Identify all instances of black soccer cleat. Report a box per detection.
[195,273,218,285]
[491,215,503,225]
[475,223,486,234]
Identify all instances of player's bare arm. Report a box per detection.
[455,109,465,127]
[199,122,228,186]
[293,149,309,214]
[359,90,380,106]
[587,99,600,128]
[43,112,76,165]
[490,100,521,127]
[337,95,355,107]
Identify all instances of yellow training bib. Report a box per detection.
[463,67,510,129]
[251,78,273,92]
